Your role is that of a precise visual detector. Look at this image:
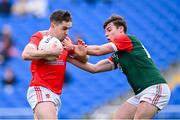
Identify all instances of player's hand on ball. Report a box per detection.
[38,36,63,60]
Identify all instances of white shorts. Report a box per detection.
[127,83,171,110]
[27,86,61,112]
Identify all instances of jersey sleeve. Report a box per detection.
[29,32,43,48]
[110,34,133,52]
[108,56,118,69]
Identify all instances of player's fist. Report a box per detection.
[74,44,87,57]
[77,38,87,47]
[62,36,74,51]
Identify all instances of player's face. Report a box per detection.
[105,22,123,42]
[54,21,72,41]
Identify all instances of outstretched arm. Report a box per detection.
[87,43,115,56]
[68,58,115,73]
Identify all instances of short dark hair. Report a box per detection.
[103,15,127,33]
[50,10,72,24]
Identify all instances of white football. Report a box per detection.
[38,36,63,55]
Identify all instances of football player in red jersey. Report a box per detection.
[22,10,87,119]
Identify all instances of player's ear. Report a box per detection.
[50,22,56,28]
[51,23,55,28]
[119,26,124,33]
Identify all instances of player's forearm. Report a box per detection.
[87,45,104,56]
[69,58,113,73]
[81,63,97,73]
[69,58,98,73]
[74,55,89,63]
[22,44,47,60]
[22,50,47,60]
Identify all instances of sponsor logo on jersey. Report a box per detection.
[47,60,65,65]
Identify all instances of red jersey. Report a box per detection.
[28,30,70,94]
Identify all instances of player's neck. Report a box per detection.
[48,28,55,37]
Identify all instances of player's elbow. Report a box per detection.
[89,67,99,74]
[22,54,28,60]
[22,51,26,60]
[89,70,96,74]
[91,71,99,74]
[22,51,30,60]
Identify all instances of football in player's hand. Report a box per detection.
[38,36,63,60]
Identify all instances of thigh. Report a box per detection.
[113,101,137,119]
[140,84,171,110]
[34,113,38,120]
[34,101,58,119]
[134,101,158,119]
[27,86,61,111]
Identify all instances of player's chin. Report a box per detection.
[60,38,64,42]
[59,37,65,41]
[62,35,67,40]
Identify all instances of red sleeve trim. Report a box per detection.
[108,56,113,62]
[108,56,117,69]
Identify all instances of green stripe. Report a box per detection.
[153,84,160,105]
